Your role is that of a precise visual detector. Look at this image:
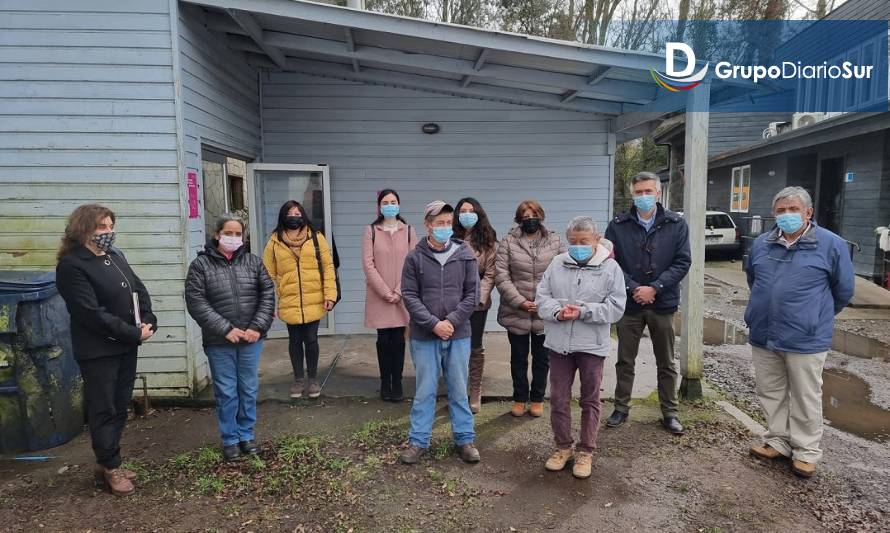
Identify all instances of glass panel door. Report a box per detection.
[247,164,333,336]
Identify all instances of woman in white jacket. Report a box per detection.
[534,216,626,479]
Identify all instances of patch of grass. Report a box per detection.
[349,419,405,449]
[427,468,444,482]
[195,474,225,495]
[121,459,154,482]
[429,439,451,461]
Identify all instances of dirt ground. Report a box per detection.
[0,394,873,533]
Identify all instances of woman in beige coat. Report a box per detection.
[362,188,417,401]
[495,200,565,418]
[453,197,497,413]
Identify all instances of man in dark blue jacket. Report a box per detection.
[746,186,854,479]
[604,172,691,434]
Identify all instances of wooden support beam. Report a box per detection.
[343,27,360,72]
[587,66,612,86]
[473,48,489,70]
[560,90,579,103]
[226,9,286,69]
[679,82,710,401]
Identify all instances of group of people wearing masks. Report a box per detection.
[55,172,852,496]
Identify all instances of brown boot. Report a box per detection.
[792,459,817,478]
[100,467,135,496]
[750,443,786,461]
[468,348,485,414]
[529,401,545,418]
[510,402,527,417]
[94,465,136,483]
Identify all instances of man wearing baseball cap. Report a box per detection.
[399,200,481,464]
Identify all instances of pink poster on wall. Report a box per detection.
[187,169,199,219]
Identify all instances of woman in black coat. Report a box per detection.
[185,213,275,462]
[55,204,157,497]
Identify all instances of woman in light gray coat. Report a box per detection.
[494,200,565,418]
[535,216,626,479]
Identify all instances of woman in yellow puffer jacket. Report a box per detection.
[263,200,336,400]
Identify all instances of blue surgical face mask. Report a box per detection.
[568,244,593,262]
[431,227,453,244]
[458,212,478,229]
[776,213,804,234]
[633,194,657,213]
[380,204,400,219]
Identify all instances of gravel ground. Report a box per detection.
[702,269,890,531]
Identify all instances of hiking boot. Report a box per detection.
[239,440,258,455]
[750,444,785,461]
[529,402,545,418]
[605,410,628,428]
[222,444,242,462]
[94,465,137,483]
[458,443,481,463]
[572,452,593,479]
[101,467,135,497]
[307,378,321,399]
[400,445,426,465]
[510,402,527,417]
[792,459,817,478]
[662,417,684,435]
[544,448,574,472]
[290,379,304,399]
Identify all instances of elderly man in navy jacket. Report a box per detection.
[746,186,854,478]
[604,172,691,435]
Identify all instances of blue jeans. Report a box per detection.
[205,341,263,446]
[408,337,475,448]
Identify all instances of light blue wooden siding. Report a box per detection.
[0,0,192,394]
[260,73,611,333]
[176,4,262,384]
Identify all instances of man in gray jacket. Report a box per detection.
[535,216,626,479]
[399,200,480,465]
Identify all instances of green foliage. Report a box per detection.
[614,136,668,214]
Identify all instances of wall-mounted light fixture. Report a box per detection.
[422,123,440,134]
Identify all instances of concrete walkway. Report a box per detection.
[254,331,664,403]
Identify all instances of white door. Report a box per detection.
[246,164,334,337]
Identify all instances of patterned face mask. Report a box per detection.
[91,231,116,252]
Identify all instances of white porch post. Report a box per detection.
[679,83,710,400]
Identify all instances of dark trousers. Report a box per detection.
[287,321,320,380]
[614,310,679,417]
[376,327,406,393]
[469,310,488,350]
[549,351,605,453]
[77,350,138,469]
[508,332,549,402]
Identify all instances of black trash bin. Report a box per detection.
[0,271,83,453]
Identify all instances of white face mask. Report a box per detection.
[218,235,243,253]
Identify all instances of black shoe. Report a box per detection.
[605,410,628,428]
[662,417,685,435]
[239,440,258,455]
[390,380,404,402]
[380,378,392,401]
[223,444,242,462]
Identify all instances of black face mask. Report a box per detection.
[284,216,305,230]
[521,218,541,234]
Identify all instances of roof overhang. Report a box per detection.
[181,0,760,131]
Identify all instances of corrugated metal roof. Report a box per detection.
[182,0,754,121]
